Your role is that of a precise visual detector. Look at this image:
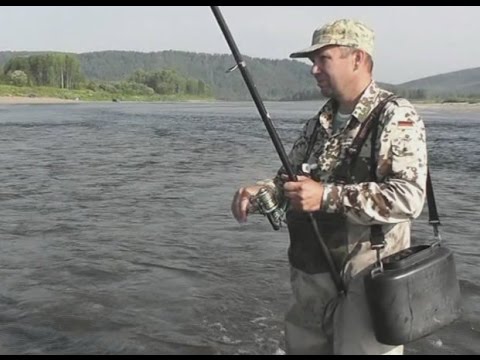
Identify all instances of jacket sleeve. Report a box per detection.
[321,99,428,225]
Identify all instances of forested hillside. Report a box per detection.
[76,50,320,101]
[0,50,319,101]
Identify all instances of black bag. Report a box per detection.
[364,171,462,345]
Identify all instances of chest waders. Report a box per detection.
[286,96,399,277]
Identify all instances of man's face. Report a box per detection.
[308,46,356,98]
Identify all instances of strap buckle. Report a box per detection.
[370,241,386,277]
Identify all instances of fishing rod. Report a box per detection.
[210,6,344,293]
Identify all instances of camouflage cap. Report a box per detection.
[289,19,375,58]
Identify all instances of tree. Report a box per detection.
[3,53,84,89]
[7,70,29,86]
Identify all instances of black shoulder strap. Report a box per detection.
[426,169,442,243]
[303,119,320,164]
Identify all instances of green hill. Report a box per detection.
[76,50,320,101]
[396,67,480,98]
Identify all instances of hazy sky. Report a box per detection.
[0,6,478,84]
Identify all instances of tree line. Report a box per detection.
[3,53,83,89]
[0,53,212,98]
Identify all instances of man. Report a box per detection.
[231,19,427,355]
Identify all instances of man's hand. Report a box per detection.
[283,175,324,212]
[231,185,263,223]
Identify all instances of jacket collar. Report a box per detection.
[317,81,392,132]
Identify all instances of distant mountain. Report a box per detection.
[396,67,480,97]
[0,50,478,100]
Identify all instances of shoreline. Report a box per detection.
[0,95,478,109]
[0,96,216,105]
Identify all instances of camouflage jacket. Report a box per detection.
[258,81,428,282]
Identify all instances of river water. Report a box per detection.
[0,101,477,354]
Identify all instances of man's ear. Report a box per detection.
[353,50,366,71]
[357,50,367,65]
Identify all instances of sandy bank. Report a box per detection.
[0,96,80,104]
[414,102,480,112]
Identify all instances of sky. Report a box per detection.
[0,6,478,85]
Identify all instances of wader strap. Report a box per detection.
[346,95,397,167]
[304,121,320,164]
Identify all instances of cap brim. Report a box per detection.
[289,43,326,58]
